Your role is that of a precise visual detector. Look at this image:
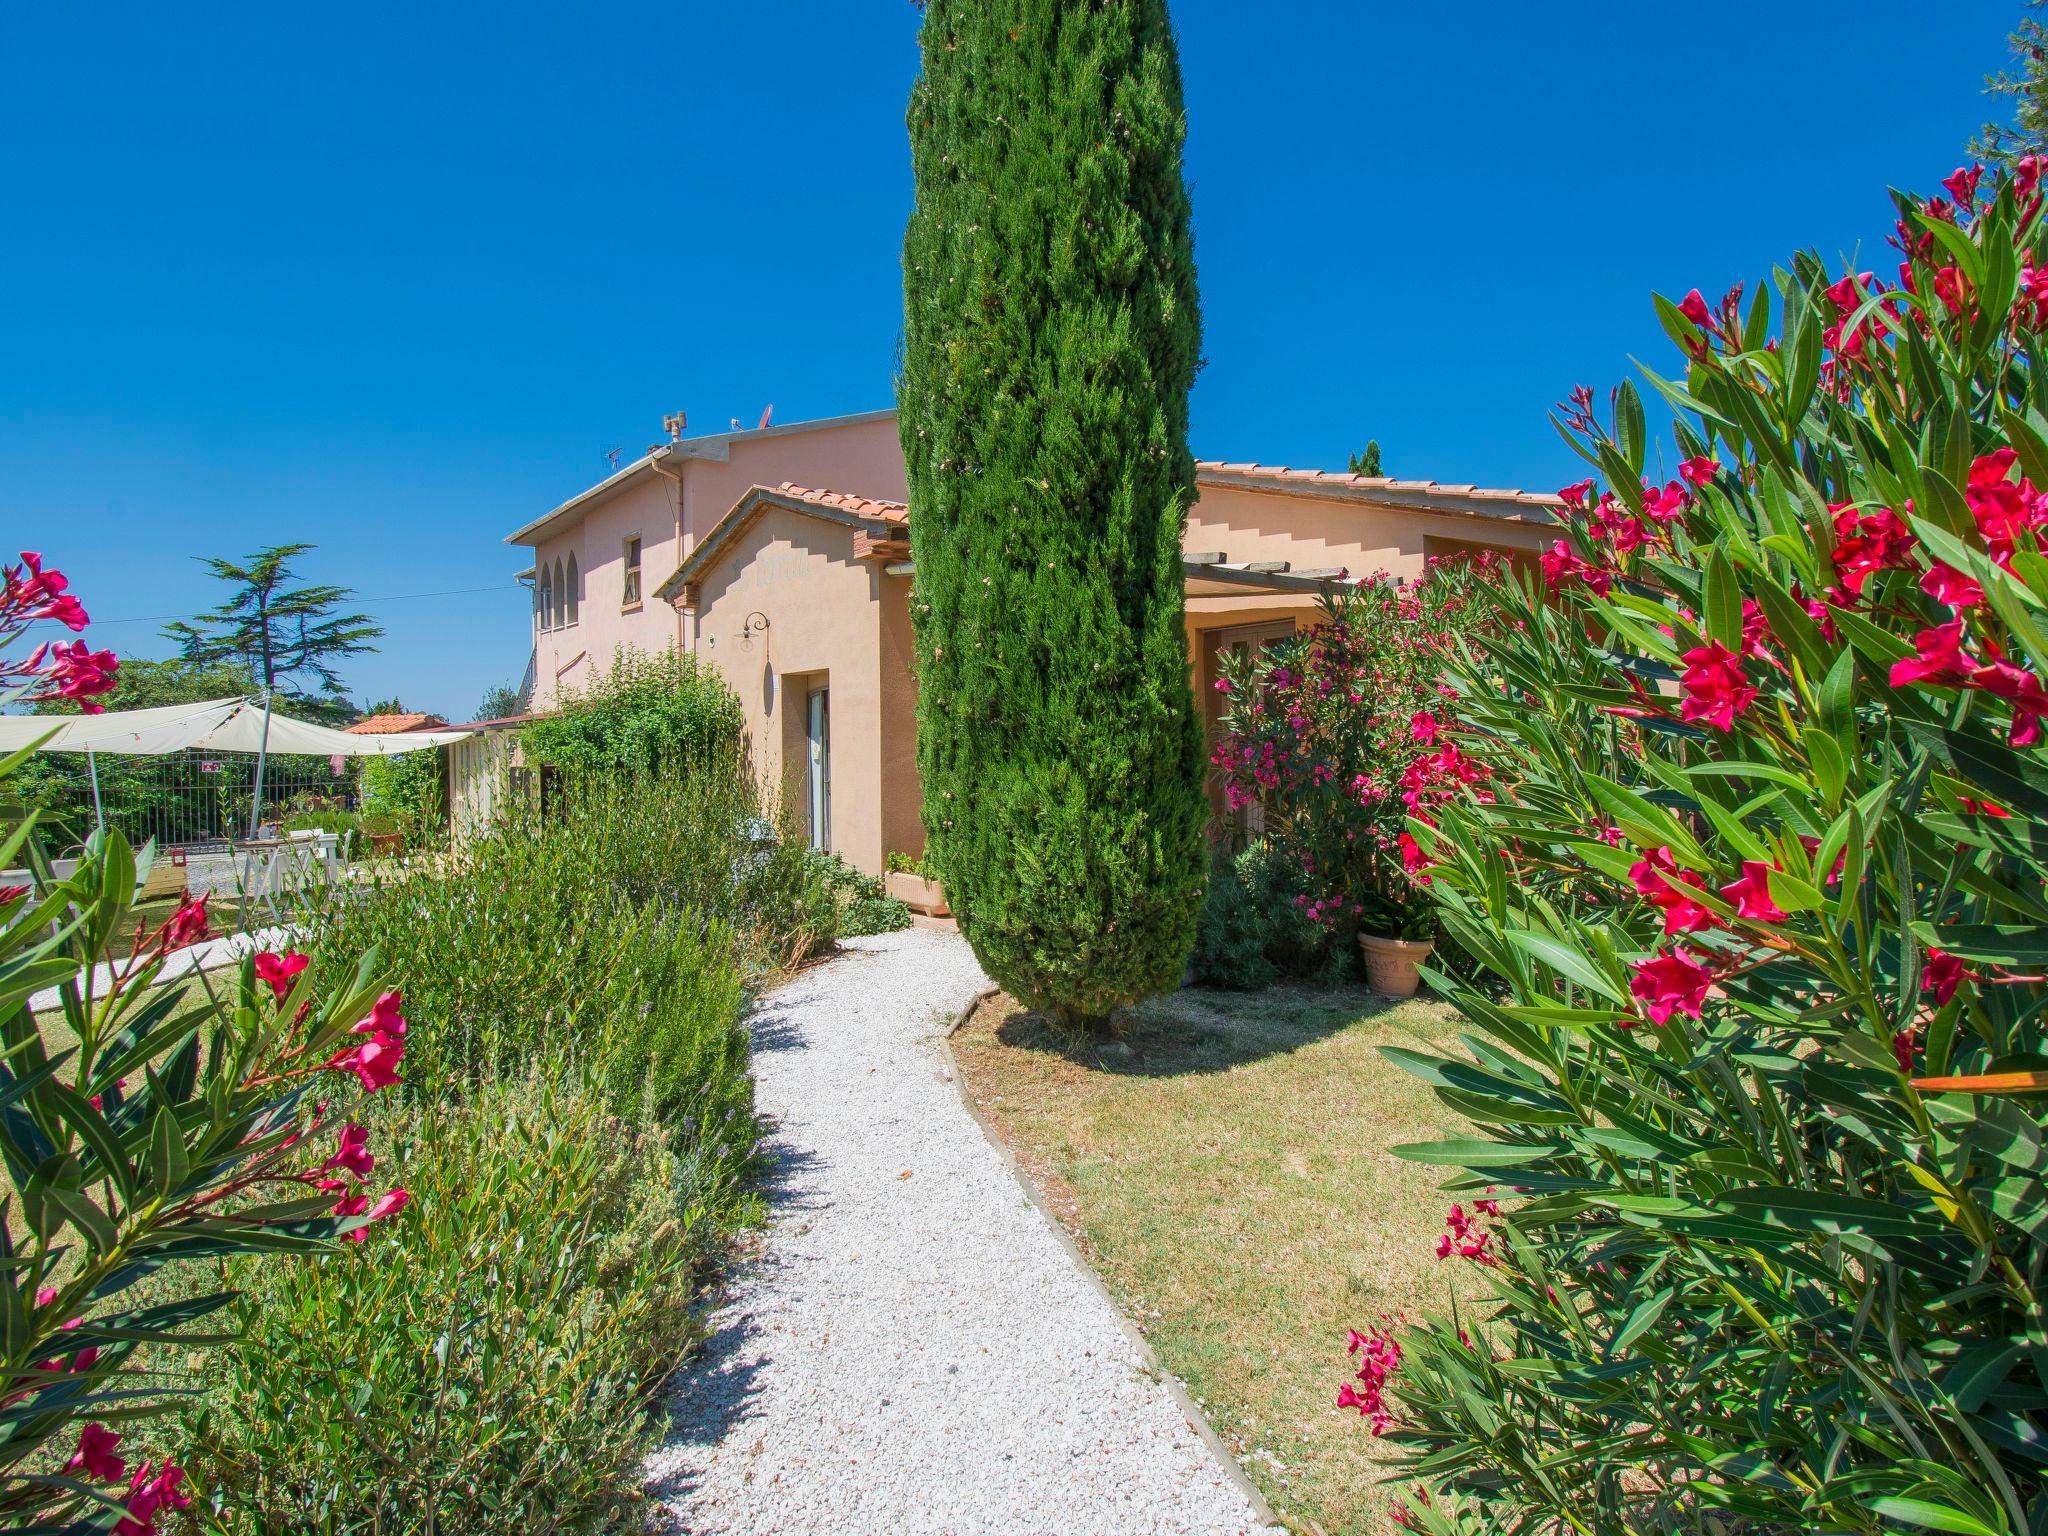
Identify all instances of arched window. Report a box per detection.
[566,554,580,625]
[539,567,554,631]
[553,560,567,629]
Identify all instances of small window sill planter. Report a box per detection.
[885,870,950,917]
[1357,932,1432,998]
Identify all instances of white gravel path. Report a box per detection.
[645,927,1277,1536]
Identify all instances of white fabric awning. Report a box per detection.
[0,698,472,757]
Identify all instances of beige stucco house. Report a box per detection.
[503,410,1558,876]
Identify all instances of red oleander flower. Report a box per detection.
[1830,502,1917,596]
[1628,847,1716,936]
[1339,1323,1403,1436]
[160,893,209,950]
[1966,449,2046,567]
[1720,861,1787,923]
[332,1034,404,1092]
[253,950,310,1001]
[1541,540,1610,597]
[30,639,118,711]
[1630,948,1715,1025]
[1889,620,1975,688]
[114,1459,191,1536]
[1943,163,1984,207]
[1678,288,1713,327]
[1920,562,1984,609]
[1968,656,2048,746]
[1923,947,1969,1006]
[336,1186,411,1243]
[65,1422,125,1483]
[318,1123,375,1181]
[1639,481,1692,524]
[1677,641,1756,731]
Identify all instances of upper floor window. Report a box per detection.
[622,536,642,608]
[552,559,567,628]
[566,554,580,625]
[539,567,554,631]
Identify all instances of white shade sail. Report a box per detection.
[0,698,471,757]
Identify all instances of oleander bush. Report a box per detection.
[1205,571,1495,980]
[1370,161,2048,1535]
[0,555,408,1532]
[1190,838,1339,988]
[175,1062,727,1534]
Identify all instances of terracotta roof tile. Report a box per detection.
[344,712,448,735]
[772,482,909,525]
[1194,461,1561,511]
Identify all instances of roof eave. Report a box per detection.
[503,408,900,548]
[1193,467,1561,527]
[653,486,902,604]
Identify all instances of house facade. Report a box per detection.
[504,410,1559,877]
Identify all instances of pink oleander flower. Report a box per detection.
[1409,710,1439,745]
[1966,449,2047,568]
[65,1421,126,1483]
[1677,641,1756,732]
[0,884,27,908]
[1638,480,1692,525]
[1923,947,1969,1007]
[336,1186,411,1243]
[353,990,409,1041]
[332,1034,404,1092]
[1968,656,2048,746]
[1678,288,1713,327]
[1628,847,1716,936]
[1890,619,1975,688]
[253,950,309,1001]
[1339,1323,1403,1436]
[1558,478,1594,510]
[1540,540,1610,597]
[1678,456,1719,487]
[1830,503,1917,596]
[115,1459,191,1536]
[1720,861,1787,923]
[318,1123,375,1181]
[160,893,209,951]
[1630,948,1715,1025]
[29,639,118,711]
[1943,162,1984,207]
[1920,561,1984,609]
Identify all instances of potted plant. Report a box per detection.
[1354,886,1434,998]
[883,850,949,916]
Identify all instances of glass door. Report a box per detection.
[806,687,831,851]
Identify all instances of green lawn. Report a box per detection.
[950,984,1478,1536]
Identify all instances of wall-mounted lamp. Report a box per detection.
[741,611,771,647]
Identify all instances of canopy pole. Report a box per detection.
[86,746,104,834]
[247,690,275,841]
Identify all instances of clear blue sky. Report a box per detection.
[0,0,2020,718]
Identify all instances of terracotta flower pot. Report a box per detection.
[1358,933,1433,998]
[885,870,950,916]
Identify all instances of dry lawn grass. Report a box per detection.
[950,984,1477,1536]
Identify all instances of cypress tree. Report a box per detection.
[899,0,1206,1027]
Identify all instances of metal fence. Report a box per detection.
[12,748,358,854]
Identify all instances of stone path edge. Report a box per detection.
[936,987,1287,1535]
